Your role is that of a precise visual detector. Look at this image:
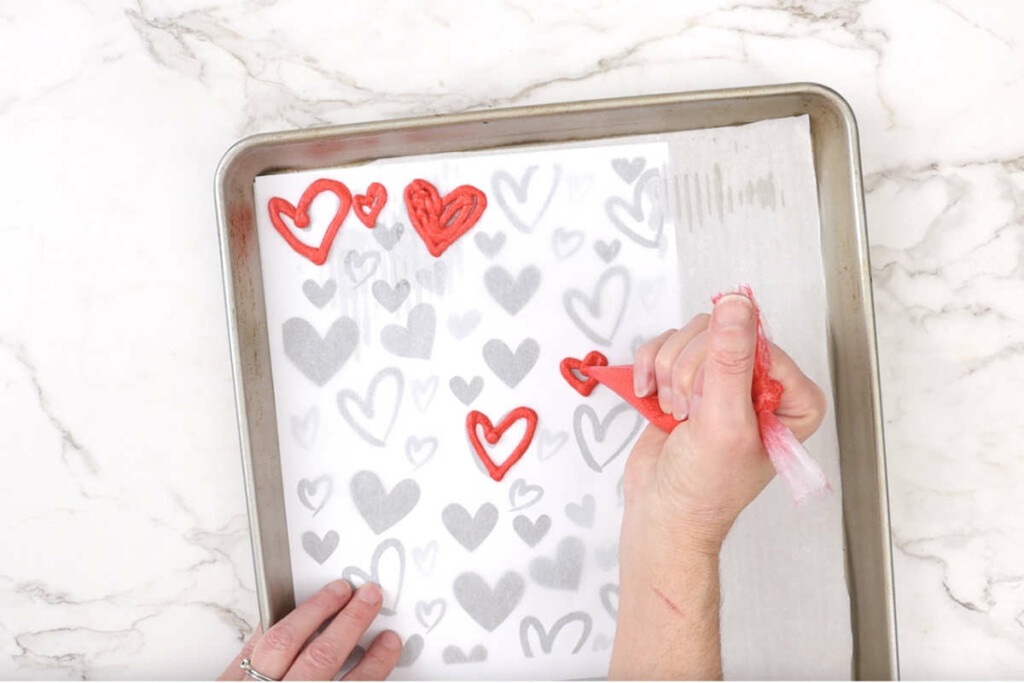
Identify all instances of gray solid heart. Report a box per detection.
[302,278,337,308]
[350,470,420,534]
[595,543,619,571]
[415,598,447,632]
[600,583,619,618]
[483,338,539,388]
[441,503,498,551]
[611,157,646,183]
[297,475,332,516]
[381,303,436,359]
[373,222,405,251]
[290,407,318,449]
[301,530,339,565]
[447,310,482,339]
[452,571,525,632]
[605,168,665,248]
[492,165,561,233]
[283,317,358,387]
[412,375,439,411]
[396,635,423,667]
[537,429,568,462]
[336,367,404,447]
[449,375,484,405]
[563,265,631,347]
[442,644,488,664]
[529,536,584,590]
[371,279,411,312]
[519,611,593,657]
[592,633,612,652]
[342,538,405,616]
[565,494,596,528]
[513,514,551,548]
[593,239,621,263]
[483,265,540,315]
[415,261,446,295]
[573,402,643,473]
[474,231,506,258]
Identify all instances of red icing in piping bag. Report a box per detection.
[580,286,831,505]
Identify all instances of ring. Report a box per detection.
[240,658,278,682]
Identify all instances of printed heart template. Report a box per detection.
[404,179,487,257]
[519,611,593,657]
[354,182,387,228]
[268,178,352,265]
[465,407,538,482]
[559,350,609,397]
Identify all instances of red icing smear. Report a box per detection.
[404,179,487,257]
[466,407,538,482]
[560,351,609,397]
[268,178,351,265]
[354,182,387,228]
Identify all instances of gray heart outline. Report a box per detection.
[482,338,539,388]
[519,611,593,657]
[442,503,498,551]
[302,530,338,565]
[537,429,568,462]
[412,375,439,411]
[452,571,525,632]
[442,644,488,664]
[415,261,446,295]
[474,231,506,258]
[573,402,643,473]
[605,168,665,248]
[342,538,405,616]
[373,222,404,251]
[297,475,332,516]
[405,435,438,469]
[508,478,544,511]
[283,317,359,387]
[413,540,438,576]
[565,494,596,528]
[302,278,337,308]
[563,266,631,346]
[344,249,381,286]
[529,536,584,590]
[371,279,411,312]
[415,598,447,632]
[513,514,551,547]
[551,227,584,260]
[611,157,646,183]
[492,165,561,233]
[449,375,484,405]
[600,583,619,618]
[484,265,540,315]
[447,310,482,339]
[381,304,436,360]
[350,470,420,534]
[290,407,319,449]
[336,367,404,447]
[396,634,423,667]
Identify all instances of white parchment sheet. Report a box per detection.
[251,115,850,680]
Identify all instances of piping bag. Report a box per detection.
[580,287,831,505]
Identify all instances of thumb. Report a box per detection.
[697,293,758,427]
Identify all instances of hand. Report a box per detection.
[219,581,400,681]
[609,293,827,680]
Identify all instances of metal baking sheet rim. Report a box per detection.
[214,82,898,680]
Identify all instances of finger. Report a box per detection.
[218,624,262,681]
[251,580,354,680]
[699,294,758,428]
[632,329,675,397]
[668,329,708,420]
[652,314,711,413]
[285,583,384,680]
[341,630,402,681]
[763,344,828,442]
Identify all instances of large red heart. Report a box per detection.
[466,407,538,482]
[404,179,487,257]
[560,351,609,397]
[268,179,352,265]
[354,182,387,228]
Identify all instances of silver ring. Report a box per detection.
[240,658,278,682]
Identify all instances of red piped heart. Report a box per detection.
[404,179,487,257]
[560,351,609,397]
[466,407,538,482]
[585,365,682,433]
[354,182,387,228]
[268,179,352,265]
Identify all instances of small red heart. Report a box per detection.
[404,179,487,257]
[466,407,538,482]
[560,351,609,397]
[354,182,387,228]
[268,179,352,265]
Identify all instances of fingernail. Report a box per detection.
[634,361,652,397]
[327,579,352,597]
[357,583,382,605]
[715,293,753,329]
[672,393,689,420]
[658,385,672,414]
[380,631,401,651]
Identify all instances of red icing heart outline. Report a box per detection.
[560,351,609,397]
[268,179,352,265]
[404,179,487,257]
[466,407,538,482]
[354,182,387,228]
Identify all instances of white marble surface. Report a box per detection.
[0,0,1022,678]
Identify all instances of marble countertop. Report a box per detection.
[1,0,1022,678]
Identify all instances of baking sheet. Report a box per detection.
[250,115,850,679]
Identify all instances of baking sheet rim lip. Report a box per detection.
[214,81,895,677]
